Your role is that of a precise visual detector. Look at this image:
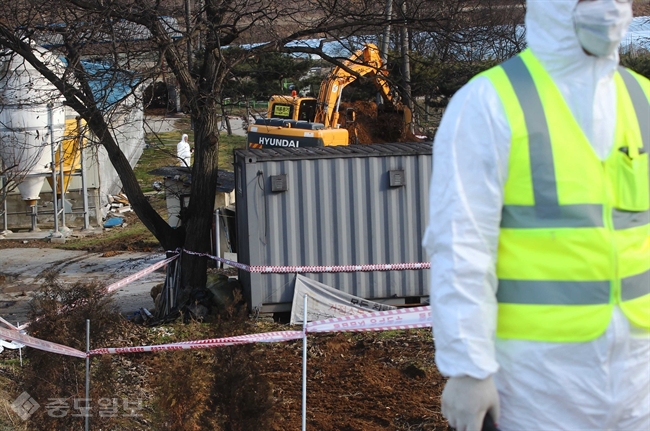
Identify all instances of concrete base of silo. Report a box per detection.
[1,188,102,234]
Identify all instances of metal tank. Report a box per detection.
[0,49,66,207]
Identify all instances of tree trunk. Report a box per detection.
[180,107,220,292]
[85,111,184,251]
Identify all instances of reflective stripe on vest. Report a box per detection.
[617,67,650,230]
[496,280,610,305]
[619,67,650,153]
[622,269,650,301]
[487,50,650,340]
[500,56,560,218]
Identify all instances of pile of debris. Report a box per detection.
[106,193,133,215]
[103,193,133,229]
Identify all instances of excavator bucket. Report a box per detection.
[376,102,412,141]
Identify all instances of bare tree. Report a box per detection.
[0,0,524,302]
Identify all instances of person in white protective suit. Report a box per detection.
[177,133,192,167]
[422,0,650,430]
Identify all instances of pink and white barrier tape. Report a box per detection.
[307,306,432,333]
[0,325,86,358]
[180,248,253,271]
[180,248,429,274]
[90,330,302,355]
[2,307,434,359]
[87,307,433,357]
[105,254,178,294]
[1,248,432,358]
[0,317,18,331]
[250,262,430,274]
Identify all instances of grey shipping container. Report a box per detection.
[234,142,432,314]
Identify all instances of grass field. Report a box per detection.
[137,123,247,193]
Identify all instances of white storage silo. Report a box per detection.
[0,48,65,206]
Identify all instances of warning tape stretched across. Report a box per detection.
[180,248,430,274]
[0,325,86,358]
[3,247,428,330]
[307,306,432,333]
[0,317,18,331]
[250,262,430,274]
[1,247,433,359]
[89,330,303,355]
[104,254,179,294]
[1,306,433,359]
[87,307,432,356]
[180,248,252,271]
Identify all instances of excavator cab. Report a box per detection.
[267,96,317,123]
[297,99,317,122]
[248,95,347,148]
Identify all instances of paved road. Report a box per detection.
[0,248,166,324]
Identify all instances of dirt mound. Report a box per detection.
[340,101,421,145]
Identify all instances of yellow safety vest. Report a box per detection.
[480,49,650,342]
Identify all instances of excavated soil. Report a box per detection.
[340,101,422,145]
[263,330,447,430]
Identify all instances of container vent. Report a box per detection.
[271,174,288,192]
[389,170,405,187]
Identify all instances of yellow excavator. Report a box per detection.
[247,43,411,149]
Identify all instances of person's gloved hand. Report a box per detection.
[441,375,500,431]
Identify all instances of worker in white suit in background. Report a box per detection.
[177,133,192,167]
[423,0,649,430]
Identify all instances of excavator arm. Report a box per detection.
[315,43,383,128]
[374,74,412,125]
[314,43,411,129]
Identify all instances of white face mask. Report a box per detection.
[573,0,633,57]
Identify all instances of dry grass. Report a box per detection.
[0,372,29,431]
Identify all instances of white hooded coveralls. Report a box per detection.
[422,1,650,430]
[177,134,191,167]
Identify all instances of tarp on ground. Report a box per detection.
[0,339,24,350]
[290,274,395,325]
